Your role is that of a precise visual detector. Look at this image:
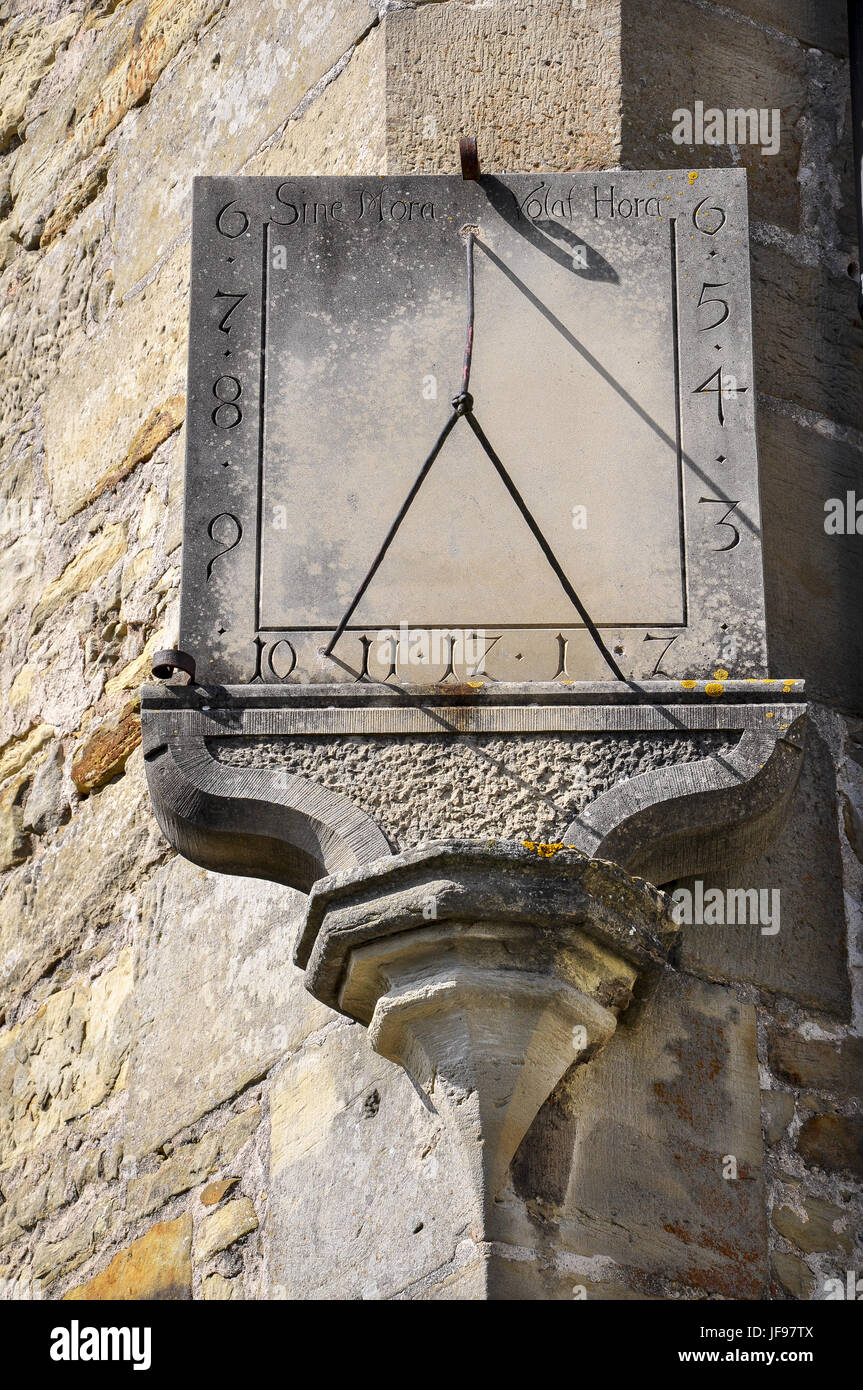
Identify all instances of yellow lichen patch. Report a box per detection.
[680,679,698,690]
[523,841,564,858]
[765,711,775,719]
[713,668,729,680]
[688,171,700,183]
[704,681,724,698]
[466,681,484,688]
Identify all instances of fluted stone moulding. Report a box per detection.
[296,841,679,1212]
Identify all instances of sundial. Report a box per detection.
[145,169,805,1249]
[180,169,766,687]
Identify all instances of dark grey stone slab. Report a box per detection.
[181,171,766,686]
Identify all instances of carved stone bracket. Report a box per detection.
[141,679,808,891]
[140,678,808,1248]
[295,840,679,1213]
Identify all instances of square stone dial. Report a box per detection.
[181,171,766,685]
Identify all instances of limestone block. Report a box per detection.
[0,950,132,1171]
[268,1025,476,1301]
[8,0,219,246]
[619,0,807,231]
[509,971,767,1298]
[0,8,79,154]
[797,1114,863,1179]
[720,0,849,55]
[200,1178,238,1207]
[42,249,188,522]
[195,1197,258,1262]
[0,535,43,628]
[110,0,378,299]
[773,1198,853,1255]
[247,18,386,178]
[769,1032,863,1101]
[29,523,126,636]
[21,743,69,835]
[385,0,622,176]
[753,243,863,435]
[63,1214,193,1300]
[771,1250,816,1300]
[0,723,53,784]
[761,1089,795,1145]
[758,409,863,713]
[677,729,850,1017]
[0,199,102,439]
[125,1108,260,1218]
[0,748,164,999]
[124,855,328,1157]
[70,698,141,795]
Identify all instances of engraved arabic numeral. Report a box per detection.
[212,375,242,428]
[693,198,726,236]
[697,282,730,330]
[216,201,249,238]
[214,291,248,334]
[643,633,680,677]
[206,512,242,580]
[699,498,741,551]
[692,366,747,426]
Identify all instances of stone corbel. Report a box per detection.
[140,678,807,1232]
[294,840,679,1215]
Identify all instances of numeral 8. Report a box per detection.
[212,375,242,428]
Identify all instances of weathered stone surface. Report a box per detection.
[21,742,68,835]
[29,524,126,635]
[0,723,53,783]
[268,1025,473,1301]
[722,0,848,56]
[200,1177,238,1208]
[773,1197,853,1255]
[620,0,807,230]
[0,951,132,1169]
[761,1089,795,1146]
[769,1033,863,1101]
[110,0,378,300]
[125,854,327,1157]
[0,749,164,999]
[195,1197,258,1262]
[43,251,188,522]
[753,243,863,435]
[758,409,863,713]
[797,1114,863,1179]
[772,1249,816,1301]
[0,8,79,155]
[677,728,850,1017]
[63,1214,192,1301]
[125,1108,260,1219]
[386,0,621,176]
[71,698,141,795]
[8,0,220,247]
[247,19,386,179]
[518,971,767,1298]
[202,1272,242,1300]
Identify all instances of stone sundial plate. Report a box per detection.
[180,171,766,686]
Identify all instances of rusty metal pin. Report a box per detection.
[152,648,196,683]
[459,136,480,180]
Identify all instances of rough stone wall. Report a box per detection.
[0,0,860,1300]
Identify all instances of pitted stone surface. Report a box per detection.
[208,732,736,847]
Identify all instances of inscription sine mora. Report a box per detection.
[267,183,437,230]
